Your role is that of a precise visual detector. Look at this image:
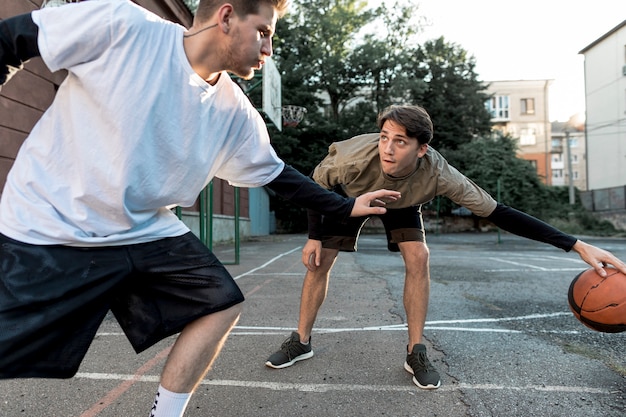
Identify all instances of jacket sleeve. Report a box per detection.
[0,13,40,86]
[266,164,355,225]
[486,203,577,251]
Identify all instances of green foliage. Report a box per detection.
[442,134,617,235]
[267,0,585,234]
[445,134,546,215]
[275,0,376,121]
[406,37,494,152]
[539,187,619,236]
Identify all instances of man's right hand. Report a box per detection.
[302,239,323,271]
[351,189,400,217]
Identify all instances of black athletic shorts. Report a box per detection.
[0,232,244,379]
[319,206,426,252]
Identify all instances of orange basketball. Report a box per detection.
[568,267,626,333]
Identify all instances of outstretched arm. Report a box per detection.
[486,203,626,277]
[0,13,40,87]
[266,164,399,220]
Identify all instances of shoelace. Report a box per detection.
[280,337,300,359]
[409,352,435,373]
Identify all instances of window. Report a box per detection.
[569,137,578,148]
[552,169,563,179]
[520,98,535,115]
[572,154,579,164]
[486,95,510,119]
[519,128,536,145]
[573,171,579,180]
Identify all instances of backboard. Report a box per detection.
[262,57,282,131]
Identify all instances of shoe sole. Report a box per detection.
[403,361,441,390]
[265,351,314,369]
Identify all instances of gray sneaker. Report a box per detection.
[403,344,441,389]
[265,332,314,369]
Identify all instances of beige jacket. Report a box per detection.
[312,133,497,217]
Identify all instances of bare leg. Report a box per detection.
[159,304,242,393]
[296,248,339,343]
[398,241,430,352]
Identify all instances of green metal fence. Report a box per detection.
[175,181,240,265]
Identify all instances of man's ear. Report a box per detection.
[417,144,429,158]
[217,4,234,33]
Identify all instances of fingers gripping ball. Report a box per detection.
[567,267,626,333]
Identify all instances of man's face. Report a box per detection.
[378,120,428,177]
[226,3,277,80]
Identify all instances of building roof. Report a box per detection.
[579,19,626,54]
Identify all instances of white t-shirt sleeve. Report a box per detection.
[32,0,122,72]
[214,111,285,188]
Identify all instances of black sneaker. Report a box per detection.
[265,332,314,369]
[404,344,441,389]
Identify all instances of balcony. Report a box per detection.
[550,144,563,153]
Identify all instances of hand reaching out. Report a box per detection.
[350,189,400,217]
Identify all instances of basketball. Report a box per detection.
[567,267,626,333]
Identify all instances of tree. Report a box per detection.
[349,1,424,114]
[406,37,493,154]
[446,133,550,217]
[274,0,376,121]
[267,2,504,232]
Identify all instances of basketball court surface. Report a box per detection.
[1,232,624,416]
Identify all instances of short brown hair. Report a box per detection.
[377,105,433,146]
[195,0,291,22]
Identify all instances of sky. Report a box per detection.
[394,0,626,122]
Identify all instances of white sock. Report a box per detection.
[149,384,191,417]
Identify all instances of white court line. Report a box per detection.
[231,311,579,335]
[426,312,571,324]
[235,312,572,329]
[73,373,610,395]
[487,257,550,270]
[482,268,582,272]
[540,255,587,264]
[233,246,301,280]
[97,312,579,337]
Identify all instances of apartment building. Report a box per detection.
[550,120,587,191]
[579,20,626,191]
[484,79,553,184]
[577,19,626,226]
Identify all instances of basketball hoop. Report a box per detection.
[282,105,307,128]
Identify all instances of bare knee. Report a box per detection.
[398,241,430,277]
[307,248,338,279]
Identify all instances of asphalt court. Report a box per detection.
[1,232,625,416]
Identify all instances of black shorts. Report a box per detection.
[320,206,425,252]
[0,232,244,379]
